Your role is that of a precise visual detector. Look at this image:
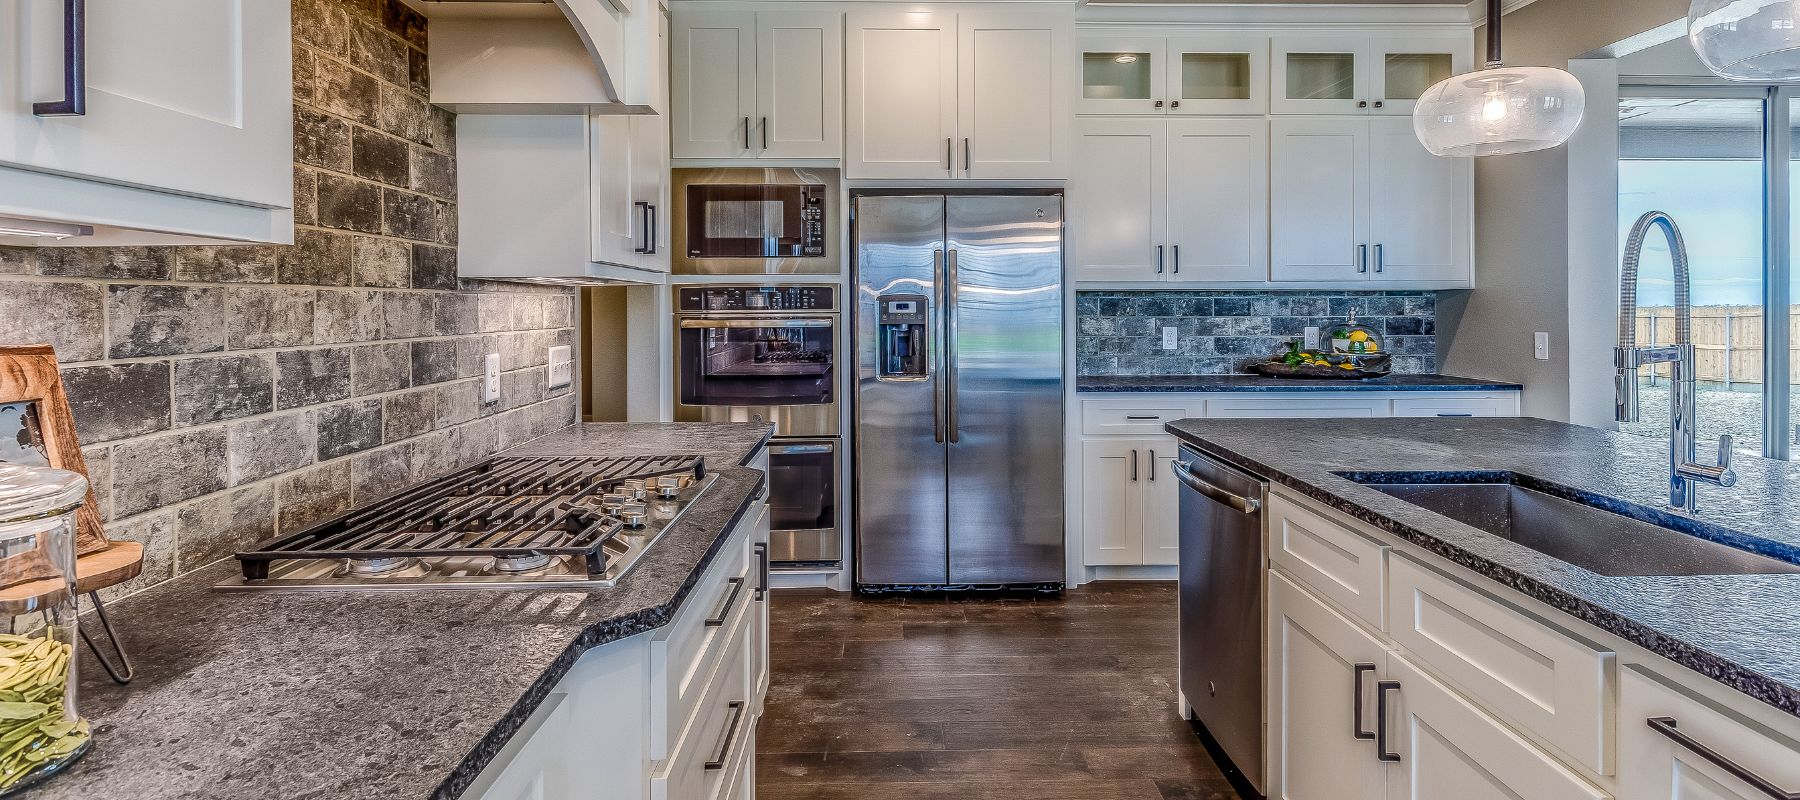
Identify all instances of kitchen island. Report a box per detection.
[43,422,772,800]
[1169,416,1800,799]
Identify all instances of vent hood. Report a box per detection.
[402,0,663,115]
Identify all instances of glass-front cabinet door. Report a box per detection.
[1078,36,1166,114]
[1371,38,1467,115]
[1166,36,1268,115]
[1271,37,1469,115]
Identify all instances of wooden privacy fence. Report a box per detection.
[1634,305,1788,386]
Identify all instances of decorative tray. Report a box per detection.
[1250,345,1392,380]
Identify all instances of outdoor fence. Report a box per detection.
[1634,305,1785,387]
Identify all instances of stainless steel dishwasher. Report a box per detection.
[1173,445,1267,796]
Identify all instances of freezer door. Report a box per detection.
[854,195,950,585]
[945,195,1066,584]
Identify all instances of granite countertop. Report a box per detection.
[1078,374,1524,393]
[1166,416,1800,718]
[45,422,774,800]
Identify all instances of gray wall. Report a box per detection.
[0,0,577,600]
[1439,0,1689,420]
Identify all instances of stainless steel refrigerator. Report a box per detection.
[852,193,1065,587]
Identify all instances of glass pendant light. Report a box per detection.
[1413,0,1586,157]
[1690,0,1800,80]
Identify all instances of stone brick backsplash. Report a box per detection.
[0,0,576,601]
[1077,291,1438,377]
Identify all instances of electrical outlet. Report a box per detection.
[1303,326,1321,351]
[483,353,501,403]
[547,345,573,390]
[1533,332,1550,361]
[1161,326,1178,351]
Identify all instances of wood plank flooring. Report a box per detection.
[756,582,1245,800]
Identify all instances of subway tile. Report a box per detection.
[315,55,381,121]
[277,460,353,533]
[317,173,384,235]
[349,22,408,85]
[351,342,410,395]
[280,228,354,286]
[112,429,229,517]
[411,245,457,292]
[61,361,172,443]
[173,354,276,427]
[317,398,384,460]
[410,340,460,385]
[382,0,429,50]
[353,236,411,288]
[381,188,448,242]
[276,347,354,409]
[382,386,441,442]
[292,44,316,105]
[0,247,30,274]
[315,289,384,343]
[0,280,104,361]
[293,105,352,171]
[407,46,430,97]
[176,245,280,284]
[294,168,320,227]
[97,510,174,601]
[381,291,435,338]
[175,484,276,573]
[294,0,350,57]
[226,410,316,486]
[433,293,479,335]
[351,443,412,504]
[377,83,432,145]
[81,445,112,521]
[37,247,172,280]
[107,285,228,358]
[352,127,411,187]
[409,146,455,200]
[228,287,316,350]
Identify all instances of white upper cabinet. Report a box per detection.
[1271,36,1469,116]
[847,8,1070,180]
[671,11,755,158]
[1072,118,1165,281]
[1077,34,1267,116]
[1166,118,1268,282]
[1271,117,1470,286]
[846,10,958,179]
[671,8,842,160]
[0,0,293,243]
[757,12,843,159]
[958,12,1070,179]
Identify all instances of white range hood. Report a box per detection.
[403,0,664,115]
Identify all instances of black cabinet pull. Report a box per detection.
[1358,100,1369,109]
[761,116,769,150]
[1124,415,1160,421]
[634,201,652,254]
[1376,680,1401,762]
[1357,244,1369,274]
[1173,244,1180,274]
[753,542,769,602]
[647,204,658,255]
[1648,717,1800,799]
[1130,450,1138,482]
[1154,99,1164,108]
[1373,100,1385,109]
[34,0,86,116]
[1156,245,1165,274]
[1148,450,1156,482]
[963,137,971,173]
[1374,243,1384,273]
[703,701,748,770]
[1436,413,1474,417]
[1353,663,1377,740]
[705,577,747,627]
[1171,100,1180,109]
[743,116,751,150]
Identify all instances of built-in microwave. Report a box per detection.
[671,168,838,275]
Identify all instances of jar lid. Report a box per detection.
[0,464,88,525]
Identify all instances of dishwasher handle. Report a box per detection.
[1172,459,1261,514]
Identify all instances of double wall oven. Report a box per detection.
[674,285,842,565]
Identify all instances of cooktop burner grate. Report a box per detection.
[234,455,706,581]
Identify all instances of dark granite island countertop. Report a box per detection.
[1080,374,1523,393]
[39,422,773,800]
[1165,416,1800,719]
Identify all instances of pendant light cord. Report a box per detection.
[1486,0,1505,69]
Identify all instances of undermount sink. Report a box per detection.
[1336,472,1800,578]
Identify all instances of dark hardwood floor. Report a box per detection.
[755,582,1245,800]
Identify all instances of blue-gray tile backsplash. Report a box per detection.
[1076,290,1437,377]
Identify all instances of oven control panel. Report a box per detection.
[679,286,837,313]
[800,185,826,257]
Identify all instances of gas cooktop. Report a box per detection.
[217,454,713,591]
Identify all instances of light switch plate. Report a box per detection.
[1303,326,1321,351]
[1533,332,1550,361]
[483,353,501,403]
[1161,327,1178,350]
[547,345,573,390]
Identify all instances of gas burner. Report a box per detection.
[494,552,554,573]
[343,557,424,577]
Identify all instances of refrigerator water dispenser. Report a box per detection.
[876,294,930,379]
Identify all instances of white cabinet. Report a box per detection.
[1267,571,1390,800]
[594,111,671,272]
[847,9,1070,180]
[1073,117,1267,282]
[1077,34,1268,116]
[1619,665,1800,800]
[1271,117,1470,286]
[1271,36,1470,116]
[0,0,292,243]
[1079,438,1179,566]
[671,9,842,159]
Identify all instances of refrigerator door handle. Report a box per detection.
[933,248,947,444]
[945,248,961,444]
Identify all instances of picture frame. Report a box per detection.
[0,344,110,556]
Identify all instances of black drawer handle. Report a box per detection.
[704,701,748,770]
[1125,415,1162,421]
[1376,680,1401,762]
[753,543,769,602]
[1649,717,1800,799]
[705,577,746,627]
[1353,663,1376,740]
[34,0,86,116]
[1436,413,1474,417]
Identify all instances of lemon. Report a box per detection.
[1340,363,1356,370]
[1348,330,1370,342]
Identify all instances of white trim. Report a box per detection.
[1466,0,1539,27]
[1078,3,1475,28]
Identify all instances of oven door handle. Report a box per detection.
[678,318,834,329]
[770,444,833,455]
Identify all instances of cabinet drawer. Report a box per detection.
[1391,395,1517,418]
[1619,665,1800,800]
[1387,554,1615,775]
[650,504,762,759]
[654,615,754,800]
[1267,493,1388,630]
[1205,395,1387,418]
[1081,401,1197,435]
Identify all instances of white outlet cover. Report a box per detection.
[1533,332,1550,361]
[547,345,573,390]
[483,353,501,403]
[1303,326,1321,351]
[1161,327,1178,350]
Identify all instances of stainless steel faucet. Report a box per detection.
[1614,210,1736,514]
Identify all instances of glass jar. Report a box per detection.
[1328,309,1383,355]
[0,464,91,794]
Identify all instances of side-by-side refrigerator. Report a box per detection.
[852,193,1065,588]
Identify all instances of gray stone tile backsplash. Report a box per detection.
[1077,291,1438,376]
[0,0,576,603]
